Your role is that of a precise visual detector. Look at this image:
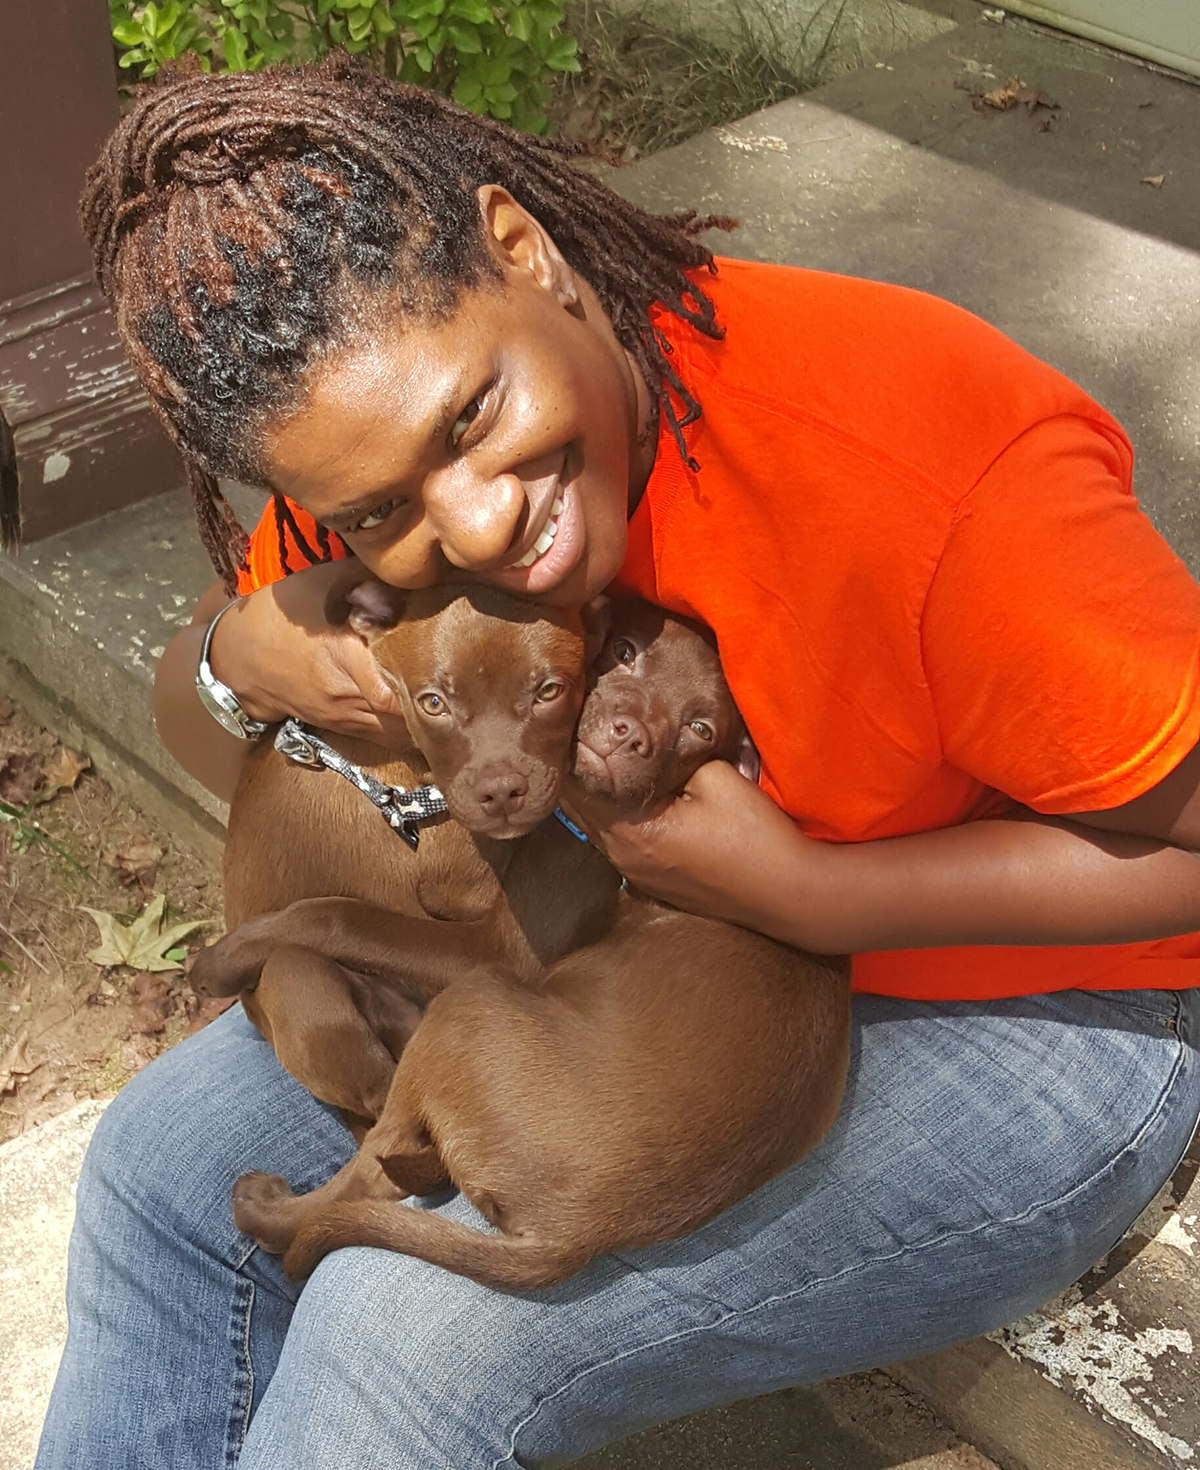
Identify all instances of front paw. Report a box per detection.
[188,917,276,997]
[232,1171,301,1254]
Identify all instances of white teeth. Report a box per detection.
[512,492,565,570]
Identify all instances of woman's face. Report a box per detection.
[262,189,656,607]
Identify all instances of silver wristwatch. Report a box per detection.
[196,599,270,740]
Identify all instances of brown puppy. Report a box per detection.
[199,582,619,1124]
[212,599,851,1290]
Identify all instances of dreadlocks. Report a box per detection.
[80,55,733,591]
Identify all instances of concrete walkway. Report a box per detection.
[2,5,1200,1468]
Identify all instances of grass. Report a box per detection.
[552,0,849,157]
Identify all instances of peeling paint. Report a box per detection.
[992,1288,1195,1461]
[42,451,71,483]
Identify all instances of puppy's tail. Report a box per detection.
[284,1202,591,1292]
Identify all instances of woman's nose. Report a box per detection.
[427,463,526,571]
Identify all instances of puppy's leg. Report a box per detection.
[252,945,411,1122]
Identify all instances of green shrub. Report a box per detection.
[108,0,580,132]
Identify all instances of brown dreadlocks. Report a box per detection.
[80,55,733,590]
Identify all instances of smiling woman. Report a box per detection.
[42,46,1200,1470]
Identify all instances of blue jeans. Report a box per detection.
[37,987,1200,1470]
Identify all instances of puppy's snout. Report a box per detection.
[475,766,530,820]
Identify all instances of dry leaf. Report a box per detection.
[982,77,1021,110]
[0,751,42,806]
[36,747,90,803]
[185,994,236,1036]
[81,893,213,973]
[128,972,174,1035]
[0,1027,36,1095]
[1142,174,1165,188]
[103,836,165,889]
[120,1033,160,1075]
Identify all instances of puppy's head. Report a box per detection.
[572,597,756,814]
[349,581,587,839]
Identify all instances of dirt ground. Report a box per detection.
[0,696,230,1146]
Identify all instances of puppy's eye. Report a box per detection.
[450,389,489,449]
[416,692,447,716]
[611,638,636,666]
[689,720,715,742]
[535,680,566,704]
[350,498,403,533]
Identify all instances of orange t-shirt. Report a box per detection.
[240,257,1200,1001]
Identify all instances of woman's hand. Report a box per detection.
[208,558,408,745]
[564,761,820,934]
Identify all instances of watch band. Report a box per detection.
[196,599,270,740]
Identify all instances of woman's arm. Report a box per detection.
[153,558,409,803]
[571,760,1200,955]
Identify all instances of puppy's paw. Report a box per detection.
[232,1171,300,1254]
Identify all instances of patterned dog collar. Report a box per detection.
[274,718,448,851]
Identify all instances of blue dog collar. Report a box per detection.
[553,807,590,843]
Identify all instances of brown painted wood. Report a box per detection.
[0,0,181,543]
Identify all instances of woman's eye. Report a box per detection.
[689,720,715,741]
[416,692,446,716]
[351,498,402,533]
[611,638,636,666]
[450,391,488,449]
[535,680,565,704]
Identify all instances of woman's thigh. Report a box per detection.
[239,986,1200,1470]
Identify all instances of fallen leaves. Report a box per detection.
[965,75,1061,131]
[128,972,173,1035]
[1142,174,1165,188]
[103,835,165,890]
[0,751,42,806]
[0,1027,38,1096]
[82,893,213,973]
[38,747,90,801]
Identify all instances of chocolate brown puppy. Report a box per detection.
[194,582,619,1125]
[215,599,851,1289]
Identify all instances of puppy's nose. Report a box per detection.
[475,767,530,820]
[608,715,651,759]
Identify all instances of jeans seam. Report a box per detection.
[491,1015,1195,1470]
[224,1275,256,1468]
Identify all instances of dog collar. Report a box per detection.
[274,719,448,851]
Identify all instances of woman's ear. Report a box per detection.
[346,580,407,642]
[476,184,579,308]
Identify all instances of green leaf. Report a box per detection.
[157,0,183,32]
[223,24,250,68]
[112,19,148,44]
[542,33,577,70]
[346,8,373,39]
[481,55,510,85]
[487,98,512,118]
[413,42,433,69]
[447,22,481,51]
[117,46,150,66]
[453,73,484,104]
[371,4,396,33]
[448,0,491,22]
[485,79,517,102]
[142,2,160,35]
[507,5,531,42]
[81,894,214,974]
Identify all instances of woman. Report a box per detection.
[38,57,1200,1468]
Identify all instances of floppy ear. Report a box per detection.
[730,725,761,784]
[346,580,407,642]
[581,595,612,666]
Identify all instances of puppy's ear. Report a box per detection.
[581,595,612,665]
[346,580,407,642]
[731,725,761,784]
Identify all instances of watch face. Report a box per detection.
[197,679,252,738]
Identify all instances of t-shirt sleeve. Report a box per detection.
[920,413,1200,813]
